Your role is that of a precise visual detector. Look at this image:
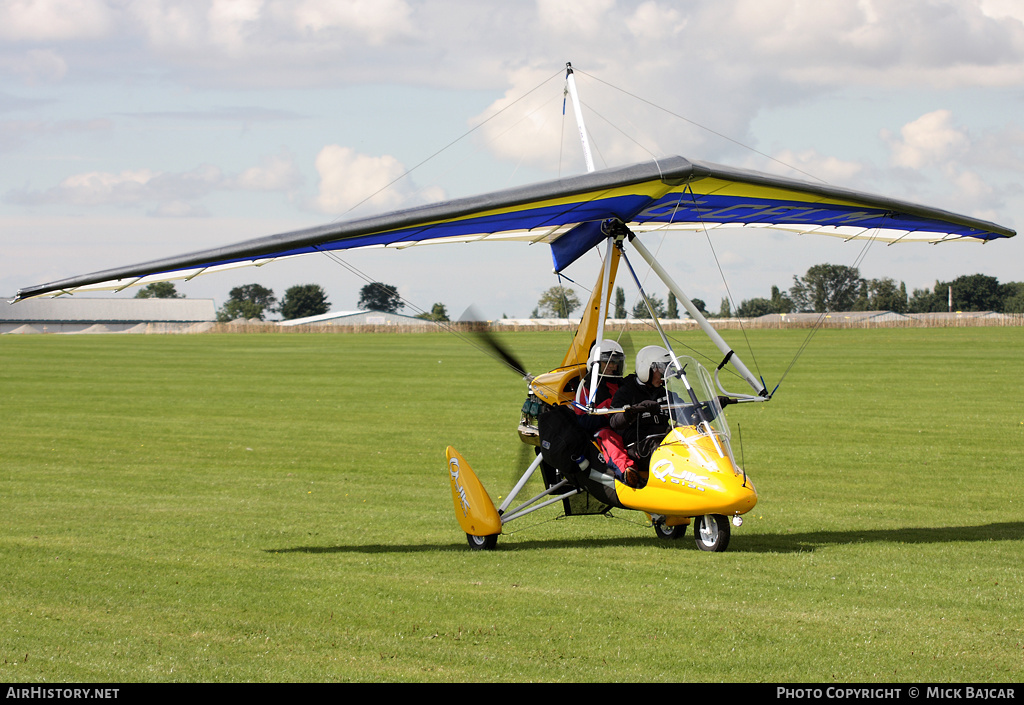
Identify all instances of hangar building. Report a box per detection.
[1,297,217,334]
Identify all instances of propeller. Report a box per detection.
[456,307,544,494]
[459,306,532,380]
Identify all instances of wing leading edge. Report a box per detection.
[13,155,1015,302]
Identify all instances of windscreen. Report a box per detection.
[664,356,730,441]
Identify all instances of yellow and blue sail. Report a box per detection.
[12,156,1015,302]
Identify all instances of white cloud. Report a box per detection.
[625,1,686,41]
[883,110,970,170]
[233,152,303,192]
[5,49,68,84]
[126,0,416,69]
[980,0,1024,22]
[537,0,615,37]
[313,145,421,215]
[289,0,414,44]
[0,0,114,41]
[206,0,263,56]
[127,2,206,51]
[5,155,305,212]
[691,0,1024,88]
[952,168,996,202]
[873,109,1014,220]
[36,167,161,206]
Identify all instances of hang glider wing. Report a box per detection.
[13,155,1015,302]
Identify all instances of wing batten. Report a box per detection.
[13,155,1014,302]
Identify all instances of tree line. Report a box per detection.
[530,265,1024,320]
[728,265,1024,317]
[134,280,451,322]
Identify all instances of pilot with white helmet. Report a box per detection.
[573,338,636,485]
[575,339,625,433]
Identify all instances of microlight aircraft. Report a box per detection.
[13,65,1015,551]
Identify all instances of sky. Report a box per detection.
[3,0,1024,320]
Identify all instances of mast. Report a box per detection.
[564,63,595,174]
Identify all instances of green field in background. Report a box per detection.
[1,328,1021,682]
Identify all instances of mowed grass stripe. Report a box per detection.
[1,329,1021,682]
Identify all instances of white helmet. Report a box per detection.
[588,339,625,378]
[635,345,671,384]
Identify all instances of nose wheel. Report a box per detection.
[693,514,731,552]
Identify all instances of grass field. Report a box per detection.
[1,327,1022,682]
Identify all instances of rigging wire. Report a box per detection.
[771,229,883,392]
[328,68,564,224]
[486,92,563,188]
[395,87,563,205]
[575,68,827,184]
[580,99,658,161]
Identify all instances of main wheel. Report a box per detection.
[654,521,687,540]
[466,533,499,551]
[693,514,731,552]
